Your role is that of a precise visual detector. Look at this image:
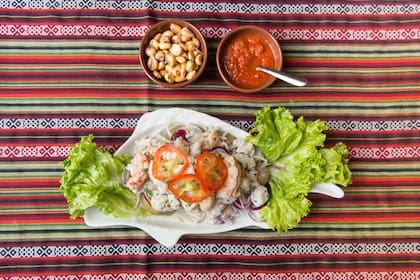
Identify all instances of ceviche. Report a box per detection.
[60,106,352,236]
[124,125,270,224]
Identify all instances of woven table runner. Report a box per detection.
[0,1,419,279]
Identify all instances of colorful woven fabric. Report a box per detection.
[1,1,419,279]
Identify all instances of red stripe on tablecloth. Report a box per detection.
[1,195,64,205]
[0,178,60,187]
[1,252,418,264]
[4,56,419,66]
[288,57,420,68]
[1,6,418,19]
[1,55,137,64]
[3,89,419,103]
[0,128,134,135]
[0,74,144,83]
[353,177,420,185]
[0,214,83,224]
[2,90,420,102]
[304,212,420,223]
[0,255,418,275]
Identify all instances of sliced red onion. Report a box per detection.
[122,169,130,185]
[211,145,231,154]
[171,129,188,142]
[132,191,150,212]
[132,192,142,212]
[247,207,264,223]
[249,201,268,211]
[143,191,152,203]
[233,196,250,210]
[232,185,270,221]
[214,217,225,225]
[232,199,243,210]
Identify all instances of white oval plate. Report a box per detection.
[84,108,344,247]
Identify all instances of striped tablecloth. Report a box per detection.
[1,1,419,279]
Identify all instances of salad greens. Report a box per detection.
[247,106,352,232]
[60,134,147,219]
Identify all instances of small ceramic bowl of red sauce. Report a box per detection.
[216,26,282,93]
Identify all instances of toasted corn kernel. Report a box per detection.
[165,64,174,73]
[155,50,165,61]
[192,37,200,48]
[164,73,174,83]
[149,39,159,49]
[176,56,186,64]
[170,24,182,35]
[195,54,203,66]
[153,33,162,41]
[171,35,181,44]
[145,46,156,57]
[170,44,183,56]
[181,27,194,42]
[152,70,162,79]
[186,41,197,52]
[187,51,194,61]
[186,70,196,80]
[158,42,171,50]
[147,56,158,71]
[186,60,195,72]
[174,76,186,83]
[158,61,165,70]
[166,53,176,66]
[162,30,174,38]
[172,64,182,77]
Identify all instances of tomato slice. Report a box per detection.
[168,174,209,203]
[152,144,189,181]
[196,152,228,191]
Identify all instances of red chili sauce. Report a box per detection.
[223,33,275,89]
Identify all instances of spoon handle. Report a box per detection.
[256,66,308,87]
[310,182,344,199]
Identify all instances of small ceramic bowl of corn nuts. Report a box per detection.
[139,20,208,88]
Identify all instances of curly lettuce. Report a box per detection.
[247,107,352,232]
[59,134,147,219]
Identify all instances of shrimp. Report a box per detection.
[216,153,241,200]
[200,192,215,212]
[234,153,256,171]
[233,139,255,155]
[182,201,206,223]
[202,130,220,150]
[126,153,151,192]
[189,129,220,156]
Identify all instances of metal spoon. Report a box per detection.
[256,66,308,87]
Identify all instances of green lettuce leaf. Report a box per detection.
[247,106,352,232]
[248,107,303,162]
[260,176,312,232]
[321,142,352,186]
[59,134,147,219]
